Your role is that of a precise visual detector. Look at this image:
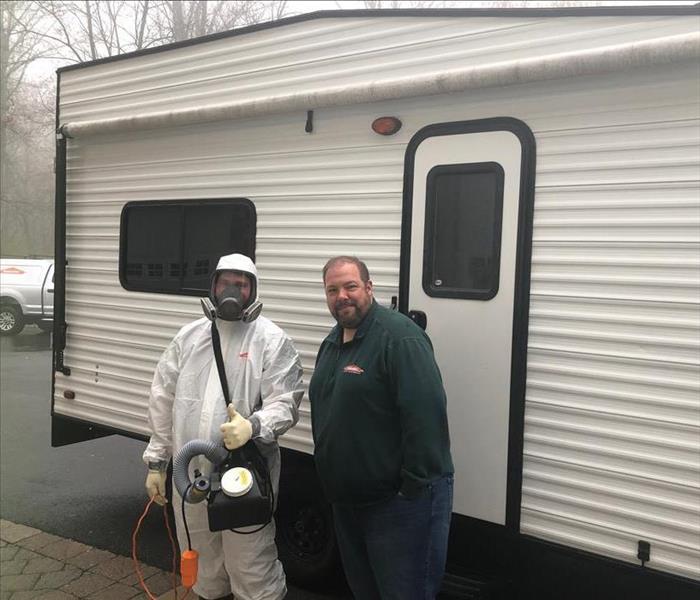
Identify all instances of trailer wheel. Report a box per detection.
[0,304,24,336]
[276,466,342,589]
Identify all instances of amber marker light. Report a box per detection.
[371,116,402,135]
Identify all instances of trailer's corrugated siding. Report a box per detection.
[522,112,700,580]
[56,14,699,581]
[58,15,695,123]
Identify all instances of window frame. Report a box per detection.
[422,161,505,301]
[118,198,256,296]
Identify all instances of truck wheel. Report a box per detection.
[0,304,24,336]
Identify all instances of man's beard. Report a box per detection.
[333,300,365,329]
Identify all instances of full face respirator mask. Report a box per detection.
[200,272,263,324]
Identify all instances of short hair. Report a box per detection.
[322,256,370,284]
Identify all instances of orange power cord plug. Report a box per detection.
[180,549,199,589]
[132,497,196,600]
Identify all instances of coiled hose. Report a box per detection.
[172,439,228,502]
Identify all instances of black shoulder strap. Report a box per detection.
[211,321,231,407]
[210,321,273,530]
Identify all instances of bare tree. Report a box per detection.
[165,1,289,43]
[1,76,55,256]
[1,1,52,170]
[1,0,291,258]
[30,1,291,57]
[29,0,169,63]
[335,0,459,8]
[1,2,46,107]
[268,1,288,21]
[481,1,601,6]
[1,1,58,257]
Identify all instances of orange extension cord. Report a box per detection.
[132,497,193,600]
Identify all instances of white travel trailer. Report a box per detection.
[51,7,700,599]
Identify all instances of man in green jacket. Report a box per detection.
[309,255,454,600]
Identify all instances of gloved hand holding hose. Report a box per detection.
[220,405,253,450]
[145,462,168,505]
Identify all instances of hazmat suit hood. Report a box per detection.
[203,253,263,322]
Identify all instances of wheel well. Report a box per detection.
[280,447,318,485]
[276,447,342,589]
[0,298,22,312]
[278,447,328,504]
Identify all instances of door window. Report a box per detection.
[422,162,504,300]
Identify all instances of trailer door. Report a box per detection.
[400,119,535,527]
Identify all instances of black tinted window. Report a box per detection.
[423,163,504,300]
[120,199,255,295]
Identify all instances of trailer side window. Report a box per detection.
[423,162,504,300]
[119,199,256,296]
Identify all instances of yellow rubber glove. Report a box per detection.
[220,405,253,450]
[145,470,167,505]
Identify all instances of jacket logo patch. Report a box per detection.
[239,352,249,359]
[343,364,364,375]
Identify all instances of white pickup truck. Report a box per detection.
[0,258,54,336]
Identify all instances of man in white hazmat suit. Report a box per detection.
[143,253,304,600]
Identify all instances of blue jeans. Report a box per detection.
[332,475,453,600]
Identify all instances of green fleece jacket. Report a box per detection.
[309,301,453,505]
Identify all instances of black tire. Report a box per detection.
[275,467,342,589]
[0,304,24,336]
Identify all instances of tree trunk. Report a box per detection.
[172,0,186,41]
[84,0,98,60]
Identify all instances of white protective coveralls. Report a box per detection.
[143,254,304,600]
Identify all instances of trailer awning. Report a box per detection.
[60,31,700,138]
